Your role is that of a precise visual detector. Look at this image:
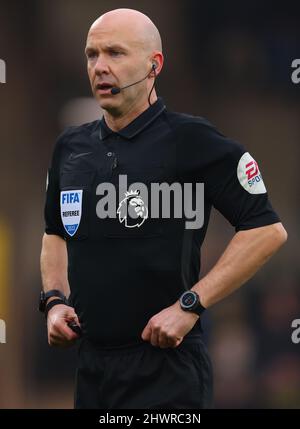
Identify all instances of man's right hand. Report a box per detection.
[47,303,81,347]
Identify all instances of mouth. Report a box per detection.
[95,83,114,95]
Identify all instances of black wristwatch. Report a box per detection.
[39,289,68,313]
[179,290,206,317]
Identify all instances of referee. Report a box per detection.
[40,8,287,409]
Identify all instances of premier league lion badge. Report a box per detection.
[117,189,148,228]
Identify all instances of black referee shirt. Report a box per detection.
[45,97,280,346]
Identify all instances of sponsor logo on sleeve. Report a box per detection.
[237,152,267,194]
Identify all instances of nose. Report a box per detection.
[94,55,110,75]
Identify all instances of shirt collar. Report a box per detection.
[99,97,166,140]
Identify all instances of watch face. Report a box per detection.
[181,291,197,309]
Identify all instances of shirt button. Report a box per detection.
[107,151,113,157]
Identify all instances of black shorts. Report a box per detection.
[74,337,213,409]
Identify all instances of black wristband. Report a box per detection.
[44,298,67,319]
[39,289,68,313]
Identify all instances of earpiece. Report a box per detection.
[111,63,158,98]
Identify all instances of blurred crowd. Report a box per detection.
[0,0,299,408]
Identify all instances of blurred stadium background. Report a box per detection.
[0,0,299,408]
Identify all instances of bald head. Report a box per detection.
[89,8,162,54]
[85,8,164,118]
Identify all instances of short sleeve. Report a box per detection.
[176,122,280,231]
[44,134,65,237]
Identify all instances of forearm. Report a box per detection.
[40,233,70,297]
[192,222,287,308]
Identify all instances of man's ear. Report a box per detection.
[149,62,158,77]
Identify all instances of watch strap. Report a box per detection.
[191,300,206,317]
[39,289,67,312]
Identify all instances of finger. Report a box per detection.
[141,323,151,341]
[172,337,183,348]
[73,315,81,327]
[158,332,170,349]
[66,312,81,326]
[50,320,79,342]
[49,335,77,348]
[165,337,177,348]
[60,322,80,340]
[49,334,66,346]
[49,328,78,344]
[150,328,160,347]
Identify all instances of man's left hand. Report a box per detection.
[141,301,199,348]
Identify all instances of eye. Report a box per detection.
[110,50,123,57]
[86,51,97,60]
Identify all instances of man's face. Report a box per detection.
[85,22,149,115]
